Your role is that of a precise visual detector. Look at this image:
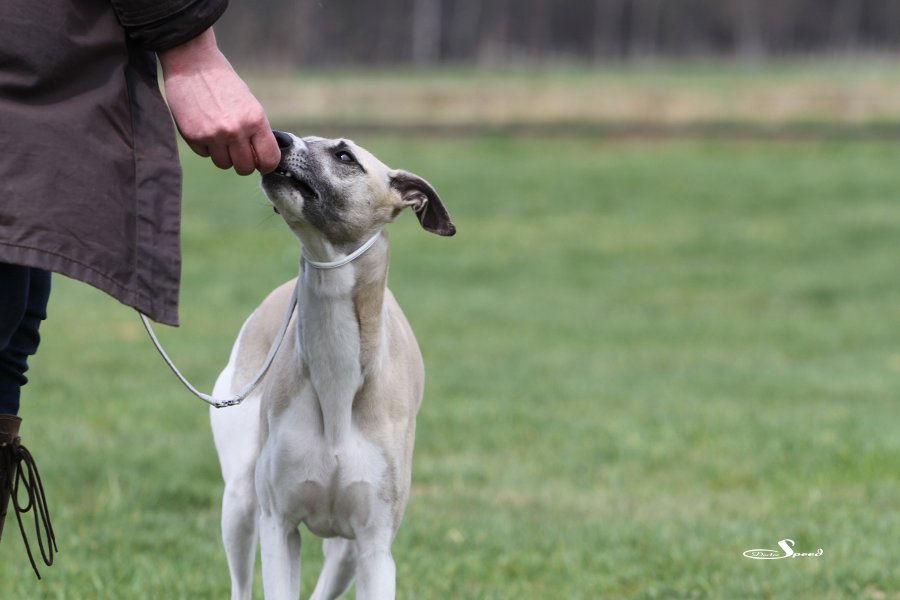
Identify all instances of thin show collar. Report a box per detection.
[302,230,382,270]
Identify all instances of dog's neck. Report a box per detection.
[294,233,389,447]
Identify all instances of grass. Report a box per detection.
[2,133,900,598]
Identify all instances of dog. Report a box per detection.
[210,132,455,600]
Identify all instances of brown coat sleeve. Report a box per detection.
[109,0,229,51]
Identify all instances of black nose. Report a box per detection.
[273,130,293,150]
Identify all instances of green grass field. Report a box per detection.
[2,131,900,597]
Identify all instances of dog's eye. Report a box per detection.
[335,150,356,164]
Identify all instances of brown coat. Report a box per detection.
[0,0,228,325]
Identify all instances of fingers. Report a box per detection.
[187,141,210,157]
[208,144,234,171]
[227,140,256,176]
[190,125,278,176]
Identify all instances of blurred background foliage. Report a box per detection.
[217,0,900,68]
[213,0,900,138]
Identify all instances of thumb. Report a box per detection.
[252,129,280,174]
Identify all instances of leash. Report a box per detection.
[138,230,381,408]
[8,437,57,579]
[138,282,298,409]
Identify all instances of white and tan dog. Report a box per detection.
[210,132,455,600]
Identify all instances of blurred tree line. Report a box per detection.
[216,0,900,67]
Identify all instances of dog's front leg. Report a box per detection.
[259,511,301,600]
[221,478,259,600]
[310,537,357,600]
[355,533,396,600]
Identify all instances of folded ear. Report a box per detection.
[390,170,456,236]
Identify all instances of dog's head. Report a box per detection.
[261,132,455,248]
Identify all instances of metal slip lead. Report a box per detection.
[139,230,379,408]
[9,438,56,579]
[138,280,299,408]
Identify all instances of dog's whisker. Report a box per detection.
[256,212,280,227]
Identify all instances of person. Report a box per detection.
[0,0,280,577]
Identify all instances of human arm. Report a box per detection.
[157,27,280,175]
[108,1,280,175]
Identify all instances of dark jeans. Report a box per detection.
[0,264,51,415]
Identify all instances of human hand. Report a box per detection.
[158,28,280,175]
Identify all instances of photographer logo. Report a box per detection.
[743,538,823,560]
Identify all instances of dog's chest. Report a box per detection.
[265,396,389,539]
[260,277,390,538]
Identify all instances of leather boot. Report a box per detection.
[0,414,21,542]
[0,414,56,578]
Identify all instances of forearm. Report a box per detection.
[157,27,226,78]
